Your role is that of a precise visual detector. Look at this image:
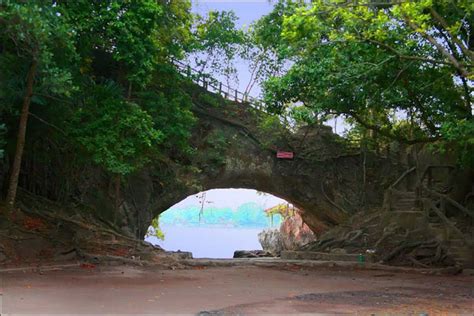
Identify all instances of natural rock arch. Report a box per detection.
[118,88,396,239]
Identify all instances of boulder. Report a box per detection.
[280,211,317,250]
[258,229,284,256]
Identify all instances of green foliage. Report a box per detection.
[256,0,473,165]
[69,82,162,176]
[198,93,222,108]
[195,130,229,171]
[189,10,245,81]
[61,0,192,87]
[437,119,474,168]
[0,1,198,181]
[139,90,196,157]
[0,1,78,111]
[257,115,288,148]
[148,217,165,240]
[205,130,229,166]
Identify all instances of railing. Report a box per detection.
[390,166,417,191]
[383,166,417,210]
[172,59,266,112]
[417,166,472,243]
[421,194,472,244]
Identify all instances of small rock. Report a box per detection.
[233,250,273,258]
[461,268,474,276]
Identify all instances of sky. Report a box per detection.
[169,188,286,211]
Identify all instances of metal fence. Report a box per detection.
[172,59,265,112]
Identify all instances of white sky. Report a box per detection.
[170,188,286,210]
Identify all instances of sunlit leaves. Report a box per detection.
[257,0,472,164]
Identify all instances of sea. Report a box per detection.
[144,202,282,258]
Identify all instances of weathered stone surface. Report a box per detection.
[3,86,403,242]
[233,250,273,258]
[280,211,317,250]
[163,251,193,260]
[258,229,284,256]
[330,248,347,254]
[281,251,375,263]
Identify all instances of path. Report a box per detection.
[1,264,472,315]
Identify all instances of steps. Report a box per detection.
[443,237,474,268]
[386,167,473,268]
[429,223,474,268]
[391,191,418,212]
[389,190,473,267]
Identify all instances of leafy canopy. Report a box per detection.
[0,0,197,178]
[257,0,473,165]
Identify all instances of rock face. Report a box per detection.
[280,211,317,250]
[258,229,284,256]
[1,86,399,241]
[259,211,317,256]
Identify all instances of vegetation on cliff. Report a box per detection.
[0,1,472,267]
[0,1,241,207]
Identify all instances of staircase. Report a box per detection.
[427,211,474,267]
[390,191,418,211]
[387,166,474,268]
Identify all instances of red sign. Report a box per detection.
[277,151,294,159]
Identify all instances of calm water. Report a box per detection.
[145,191,285,258]
[145,225,264,258]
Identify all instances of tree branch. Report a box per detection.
[429,8,474,62]
[366,39,460,68]
[404,18,471,78]
[347,111,440,145]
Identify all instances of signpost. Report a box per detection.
[276,151,294,159]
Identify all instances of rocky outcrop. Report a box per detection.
[280,211,317,250]
[259,211,317,256]
[258,229,284,256]
[1,85,401,242]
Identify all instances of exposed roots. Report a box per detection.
[299,208,457,268]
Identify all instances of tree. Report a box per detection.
[61,0,192,89]
[0,2,76,207]
[59,1,195,211]
[0,124,6,159]
[188,10,245,87]
[69,82,162,176]
[258,0,473,165]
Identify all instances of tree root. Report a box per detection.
[408,256,431,268]
[382,239,438,263]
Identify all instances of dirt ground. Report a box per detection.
[0,264,472,315]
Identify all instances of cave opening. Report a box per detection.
[144,188,299,258]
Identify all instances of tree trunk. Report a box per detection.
[6,59,38,207]
[114,174,121,214]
